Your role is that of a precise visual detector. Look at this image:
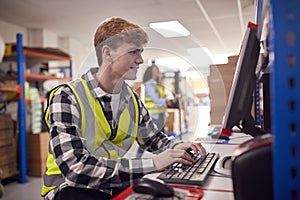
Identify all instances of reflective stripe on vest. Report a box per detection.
[42,79,139,196]
[145,83,167,114]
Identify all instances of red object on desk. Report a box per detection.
[221,127,232,136]
[112,185,204,200]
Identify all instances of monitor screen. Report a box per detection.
[221,22,266,137]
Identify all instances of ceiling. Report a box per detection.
[0,0,257,70]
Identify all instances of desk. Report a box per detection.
[114,132,253,200]
[200,133,252,200]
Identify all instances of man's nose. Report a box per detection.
[136,54,144,64]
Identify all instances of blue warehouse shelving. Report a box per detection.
[2,33,72,183]
[256,0,300,199]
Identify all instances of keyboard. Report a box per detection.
[157,152,219,186]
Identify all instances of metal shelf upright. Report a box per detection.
[269,0,300,199]
[17,33,27,183]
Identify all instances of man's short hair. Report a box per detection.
[94,17,149,66]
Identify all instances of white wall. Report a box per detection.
[27,28,58,47]
[0,20,28,45]
[0,19,91,77]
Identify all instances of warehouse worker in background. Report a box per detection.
[41,17,206,200]
[136,61,177,158]
[143,61,169,133]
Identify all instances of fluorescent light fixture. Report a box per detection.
[149,20,190,38]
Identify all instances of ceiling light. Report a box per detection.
[149,20,190,38]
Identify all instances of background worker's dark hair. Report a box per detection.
[142,60,155,83]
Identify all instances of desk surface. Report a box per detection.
[199,133,253,200]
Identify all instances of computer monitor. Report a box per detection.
[221,22,266,137]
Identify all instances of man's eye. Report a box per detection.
[128,49,143,55]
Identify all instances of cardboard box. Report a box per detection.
[0,162,18,179]
[0,141,17,166]
[165,109,180,133]
[0,114,14,129]
[0,129,14,148]
[0,114,18,179]
[208,55,238,124]
[27,131,49,177]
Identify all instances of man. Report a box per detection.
[42,17,206,200]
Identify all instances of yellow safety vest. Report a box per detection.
[41,78,139,196]
[145,83,167,115]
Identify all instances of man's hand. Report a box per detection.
[174,142,206,155]
[152,149,195,172]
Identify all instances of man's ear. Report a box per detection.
[102,45,112,62]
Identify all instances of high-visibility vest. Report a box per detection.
[41,78,139,196]
[145,83,167,115]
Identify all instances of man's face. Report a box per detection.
[109,42,145,80]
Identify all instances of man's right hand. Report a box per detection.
[152,149,195,172]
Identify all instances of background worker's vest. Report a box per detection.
[145,83,167,115]
[42,78,139,196]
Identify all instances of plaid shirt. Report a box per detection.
[46,67,182,195]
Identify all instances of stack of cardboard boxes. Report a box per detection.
[208,56,238,124]
[0,114,18,179]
